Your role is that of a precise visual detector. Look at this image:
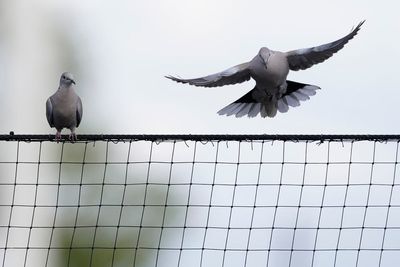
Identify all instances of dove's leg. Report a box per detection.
[69,128,78,142]
[55,130,62,142]
[278,81,288,95]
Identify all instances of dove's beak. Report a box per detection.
[71,79,76,85]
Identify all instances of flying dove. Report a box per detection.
[166,21,364,118]
[46,72,83,141]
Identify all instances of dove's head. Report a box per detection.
[60,72,76,86]
[259,47,272,64]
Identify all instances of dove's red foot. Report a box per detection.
[55,131,62,143]
[69,133,78,142]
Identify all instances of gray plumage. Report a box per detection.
[166,21,364,118]
[46,72,83,141]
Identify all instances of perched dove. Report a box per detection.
[46,72,83,141]
[166,21,364,118]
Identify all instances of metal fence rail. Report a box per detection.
[1,133,400,142]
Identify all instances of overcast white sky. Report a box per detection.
[0,0,399,135]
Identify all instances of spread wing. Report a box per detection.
[46,98,54,127]
[285,20,365,71]
[166,62,251,88]
[76,97,83,127]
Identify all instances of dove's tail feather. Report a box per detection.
[262,102,278,118]
[277,81,321,113]
[217,87,273,118]
[218,102,256,118]
[217,101,277,118]
[217,87,260,118]
[217,81,320,118]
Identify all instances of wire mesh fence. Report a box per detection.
[0,134,399,267]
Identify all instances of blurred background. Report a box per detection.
[1,1,400,267]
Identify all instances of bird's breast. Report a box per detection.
[250,52,289,87]
[51,89,78,128]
